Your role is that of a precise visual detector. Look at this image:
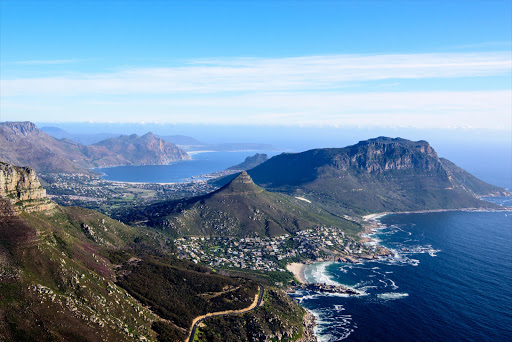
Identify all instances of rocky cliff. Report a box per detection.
[0,162,55,214]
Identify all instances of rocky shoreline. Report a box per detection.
[298,311,318,342]
[290,283,360,296]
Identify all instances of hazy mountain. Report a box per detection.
[127,171,360,237]
[227,153,269,171]
[242,137,507,215]
[0,122,190,173]
[41,126,121,145]
[91,132,190,166]
[158,134,204,146]
[0,121,95,173]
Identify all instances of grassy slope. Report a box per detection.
[195,288,308,342]
[0,203,159,341]
[127,173,361,237]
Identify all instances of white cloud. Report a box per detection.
[1,52,510,129]
[1,52,510,96]
[2,90,510,130]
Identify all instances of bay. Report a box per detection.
[94,150,278,183]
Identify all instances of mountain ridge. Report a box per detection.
[243,137,508,215]
[0,121,190,173]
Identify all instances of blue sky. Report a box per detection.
[1,0,511,129]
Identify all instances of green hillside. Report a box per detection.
[126,171,361,237]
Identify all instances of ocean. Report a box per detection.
[94,150,278,183]
[290,198,512,342]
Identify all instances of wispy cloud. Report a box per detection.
[1,52,510,129]
[2,90,509,130]
[1,52,510,96]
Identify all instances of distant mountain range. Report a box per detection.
[42,125,276,152]
[0,121,190,173]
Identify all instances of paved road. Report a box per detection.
[187,285,264,342]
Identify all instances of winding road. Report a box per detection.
[187,285,264,342]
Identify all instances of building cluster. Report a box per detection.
[174,226,375,272]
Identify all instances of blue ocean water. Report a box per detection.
[95,151,278,183]
[291,199,512,341]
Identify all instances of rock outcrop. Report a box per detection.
[0,161,56,214]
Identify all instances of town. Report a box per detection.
[174,226,388,272]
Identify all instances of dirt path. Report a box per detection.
[186,285,264,342]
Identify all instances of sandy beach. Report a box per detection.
[286,262,307,284]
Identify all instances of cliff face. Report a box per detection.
[0,162,55,214]
[340,137,441,173]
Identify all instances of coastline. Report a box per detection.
[363,206,512,222]
[286,262,307,284]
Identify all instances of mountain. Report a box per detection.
[0,121,92,173]
[41,126,121,145]
[0,162,314,342]
[126,171,360,237]
[158,134,204,146]
[244,137,508,215]
[227,153,269,171]
[92,132,190,166]
[0,122,190,173]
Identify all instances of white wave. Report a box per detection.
[307,262,341,286]
[377,292,409,300]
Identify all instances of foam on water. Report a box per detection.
[377,292,409,300]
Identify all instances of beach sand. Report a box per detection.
[286,262,307,284]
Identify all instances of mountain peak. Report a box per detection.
[220,171,261,194]
[142,132,156,139]
[0,121,41,136]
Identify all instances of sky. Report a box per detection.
[0,0,511,131]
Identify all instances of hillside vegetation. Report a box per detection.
[125,171,361,237]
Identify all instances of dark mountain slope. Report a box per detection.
[246,137,506,215]
[127,171,360,237]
